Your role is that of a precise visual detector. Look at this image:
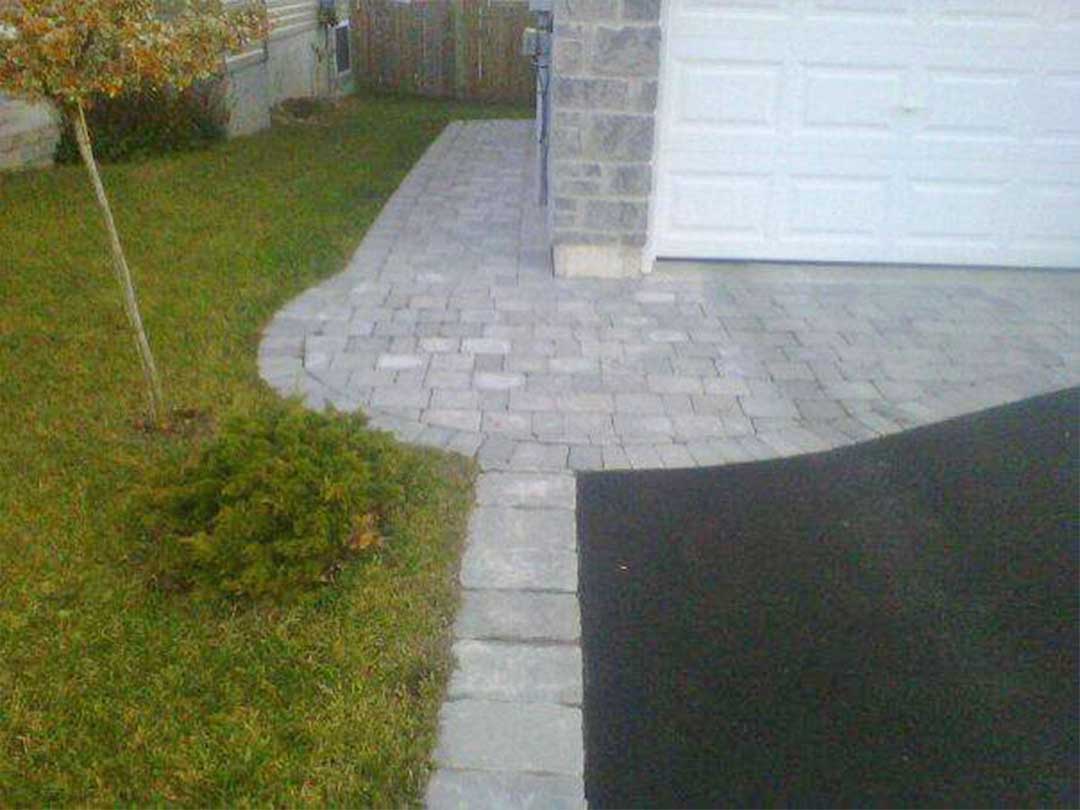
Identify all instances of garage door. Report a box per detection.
[650,1,1080,268]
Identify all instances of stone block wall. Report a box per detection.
[0,95,59,172]
[547,0,661,277]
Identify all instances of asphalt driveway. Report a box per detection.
[578,387,1079,808]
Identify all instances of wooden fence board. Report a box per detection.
[353,0,535,105]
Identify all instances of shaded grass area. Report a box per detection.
[0,93,527,805]
[578,388,1079,809]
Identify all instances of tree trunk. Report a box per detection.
[69,101,166,427]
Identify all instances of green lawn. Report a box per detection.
[0,93,525,806]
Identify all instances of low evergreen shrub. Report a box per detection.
[134,401,415,603]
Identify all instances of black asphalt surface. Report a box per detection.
[577,387,1079,809]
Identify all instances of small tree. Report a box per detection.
[0,0,266,426]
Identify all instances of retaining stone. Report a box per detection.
[448,641,582,705]
[433,700,583,775]
[426,769,585,810]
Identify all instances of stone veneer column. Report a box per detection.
[547,0,661,278]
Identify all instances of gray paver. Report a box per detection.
[739,395,800,418]
[448,640,582,705]
[655,442,696,468]
[463,338,512,355]
[475,473,575,510]
[614,414,674,439]
[377,353,425,370]
[426,370,472,389]
[455,590,581,642]
[475,372,525,390]
[371,386,430,409]
[460,543,578,592]
[424,409,482,433]
[559,393,615,413]
[795,398,848,421]
[509,442,571,471]
[446,431,484,456]
[481,411,532,435]
[431,389,480,410]
[686,438,751,466]
[468,507,578,552]
[567,445,604,471]
[671,414,725,439]
[426,770,585,810]
[433,700,583,774]
[614,392,666,414]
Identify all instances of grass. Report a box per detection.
[0,92,527,806]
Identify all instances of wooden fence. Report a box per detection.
[353,0,536,105]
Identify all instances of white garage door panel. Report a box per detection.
[657,168,1080,265]
[652,0,1080,267]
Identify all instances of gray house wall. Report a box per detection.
[225,0,354,137]
[547,0,661,277]
[0,95,58,171]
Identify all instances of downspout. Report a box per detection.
[536,9,552,207]
[524,1,553,206]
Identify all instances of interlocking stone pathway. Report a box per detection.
[259,120,1080,809]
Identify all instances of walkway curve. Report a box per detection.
[259,120,1080,809]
